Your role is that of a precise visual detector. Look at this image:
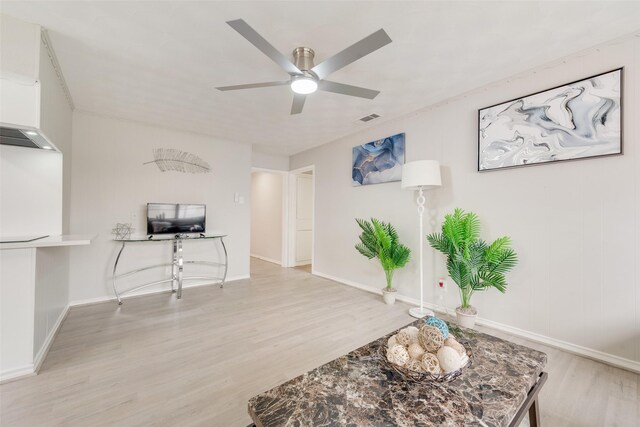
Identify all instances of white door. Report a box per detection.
[295,174,313,265]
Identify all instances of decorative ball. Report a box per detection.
[386,344,410,367]
[403,326,420,340]
[405,358,424,373]
[444,337,466,356]
[387,335,399,348]
[396,329,415,346]
[421,352,440,373]
[418,325,445,353]
[437,346,462,373]
[424,316,449,339]
[407,342,426,360]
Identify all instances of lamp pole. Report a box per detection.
[409,186,434,318]
[401,159,441,319]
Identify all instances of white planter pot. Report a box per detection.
[455,306,478,329]
[382,288,397,305]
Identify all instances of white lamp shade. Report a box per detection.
[401,160,442,189]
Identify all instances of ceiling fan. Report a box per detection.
[216,19,392,115]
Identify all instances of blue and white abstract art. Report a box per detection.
[352,133,405,186]
[479,68,622,171]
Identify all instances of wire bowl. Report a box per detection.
[380,340,473,383]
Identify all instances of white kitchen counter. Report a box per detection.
[0,234,95,382]
[0,234,94,250]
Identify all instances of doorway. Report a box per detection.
[250,168,287,269]
[287,166,314,272]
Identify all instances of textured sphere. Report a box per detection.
[421,352,440,373]
[437,346,462,373]
[418,325,445,353]
[386,344,410,367]
[405,358,424,372]
[407,342,426,360]
[444,337,466,356]
[424,316,449,339]
[396,329,414,346]
[403,326,420,340]
[387,335,399,348]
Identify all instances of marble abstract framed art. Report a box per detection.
[478,68,623,172]
[352,133,405,186]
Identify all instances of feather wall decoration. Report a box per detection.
[143,148,211,174]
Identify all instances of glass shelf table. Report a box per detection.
[112,234,228,304]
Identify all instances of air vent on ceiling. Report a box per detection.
[359,113,381,122]
[0,127,53,150]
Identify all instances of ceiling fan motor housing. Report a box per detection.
[292,47,316,77]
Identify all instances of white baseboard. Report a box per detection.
[250,254,282,266]
[69,274,250,307]
[34,304,70,373]
[0,305,71,383]
[474,316,640,374]
[0,364,35,384]
[312,270,640,374]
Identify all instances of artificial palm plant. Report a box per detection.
[427,208,518,313]
[355,218,411,291]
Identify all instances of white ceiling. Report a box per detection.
[2,1,640,155]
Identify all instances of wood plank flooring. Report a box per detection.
[1,258,638,426]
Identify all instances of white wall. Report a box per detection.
[39,34,73,232]
[31,31,73,367]
[252,150,289,171]
[291,34,640,367]
[251,172,283,264]
[69,111,251,302]
[0,145,62,237]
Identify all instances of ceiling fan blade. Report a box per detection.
[291,94,306,115]
[318,80,380,99]
[216,81,290,91]
[226,19,302,76]
[311,29,392,80]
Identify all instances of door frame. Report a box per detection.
[250,167,290,267]
[286,165,315,270]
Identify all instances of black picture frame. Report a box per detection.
[477,67,623,172]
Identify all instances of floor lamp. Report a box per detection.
[401,160,442,319]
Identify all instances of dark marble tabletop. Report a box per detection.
[248,319,547,427]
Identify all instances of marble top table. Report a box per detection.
[248,319,547,426]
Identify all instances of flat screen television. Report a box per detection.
[146,203,206,235]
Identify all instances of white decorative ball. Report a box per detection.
[407,342,426,360]
[444,337,466,356]
[396,330,413,346]
[421,352,440,373]
[403,326,420,341]
[386,344,410,367]
[405,358,424,372]
[387,335,399,348]
[437,346,462,373]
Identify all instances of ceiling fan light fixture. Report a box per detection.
[290,76,318,95]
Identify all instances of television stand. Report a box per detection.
[111,233,228,304]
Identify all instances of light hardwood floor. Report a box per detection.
[1,259,638,426]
